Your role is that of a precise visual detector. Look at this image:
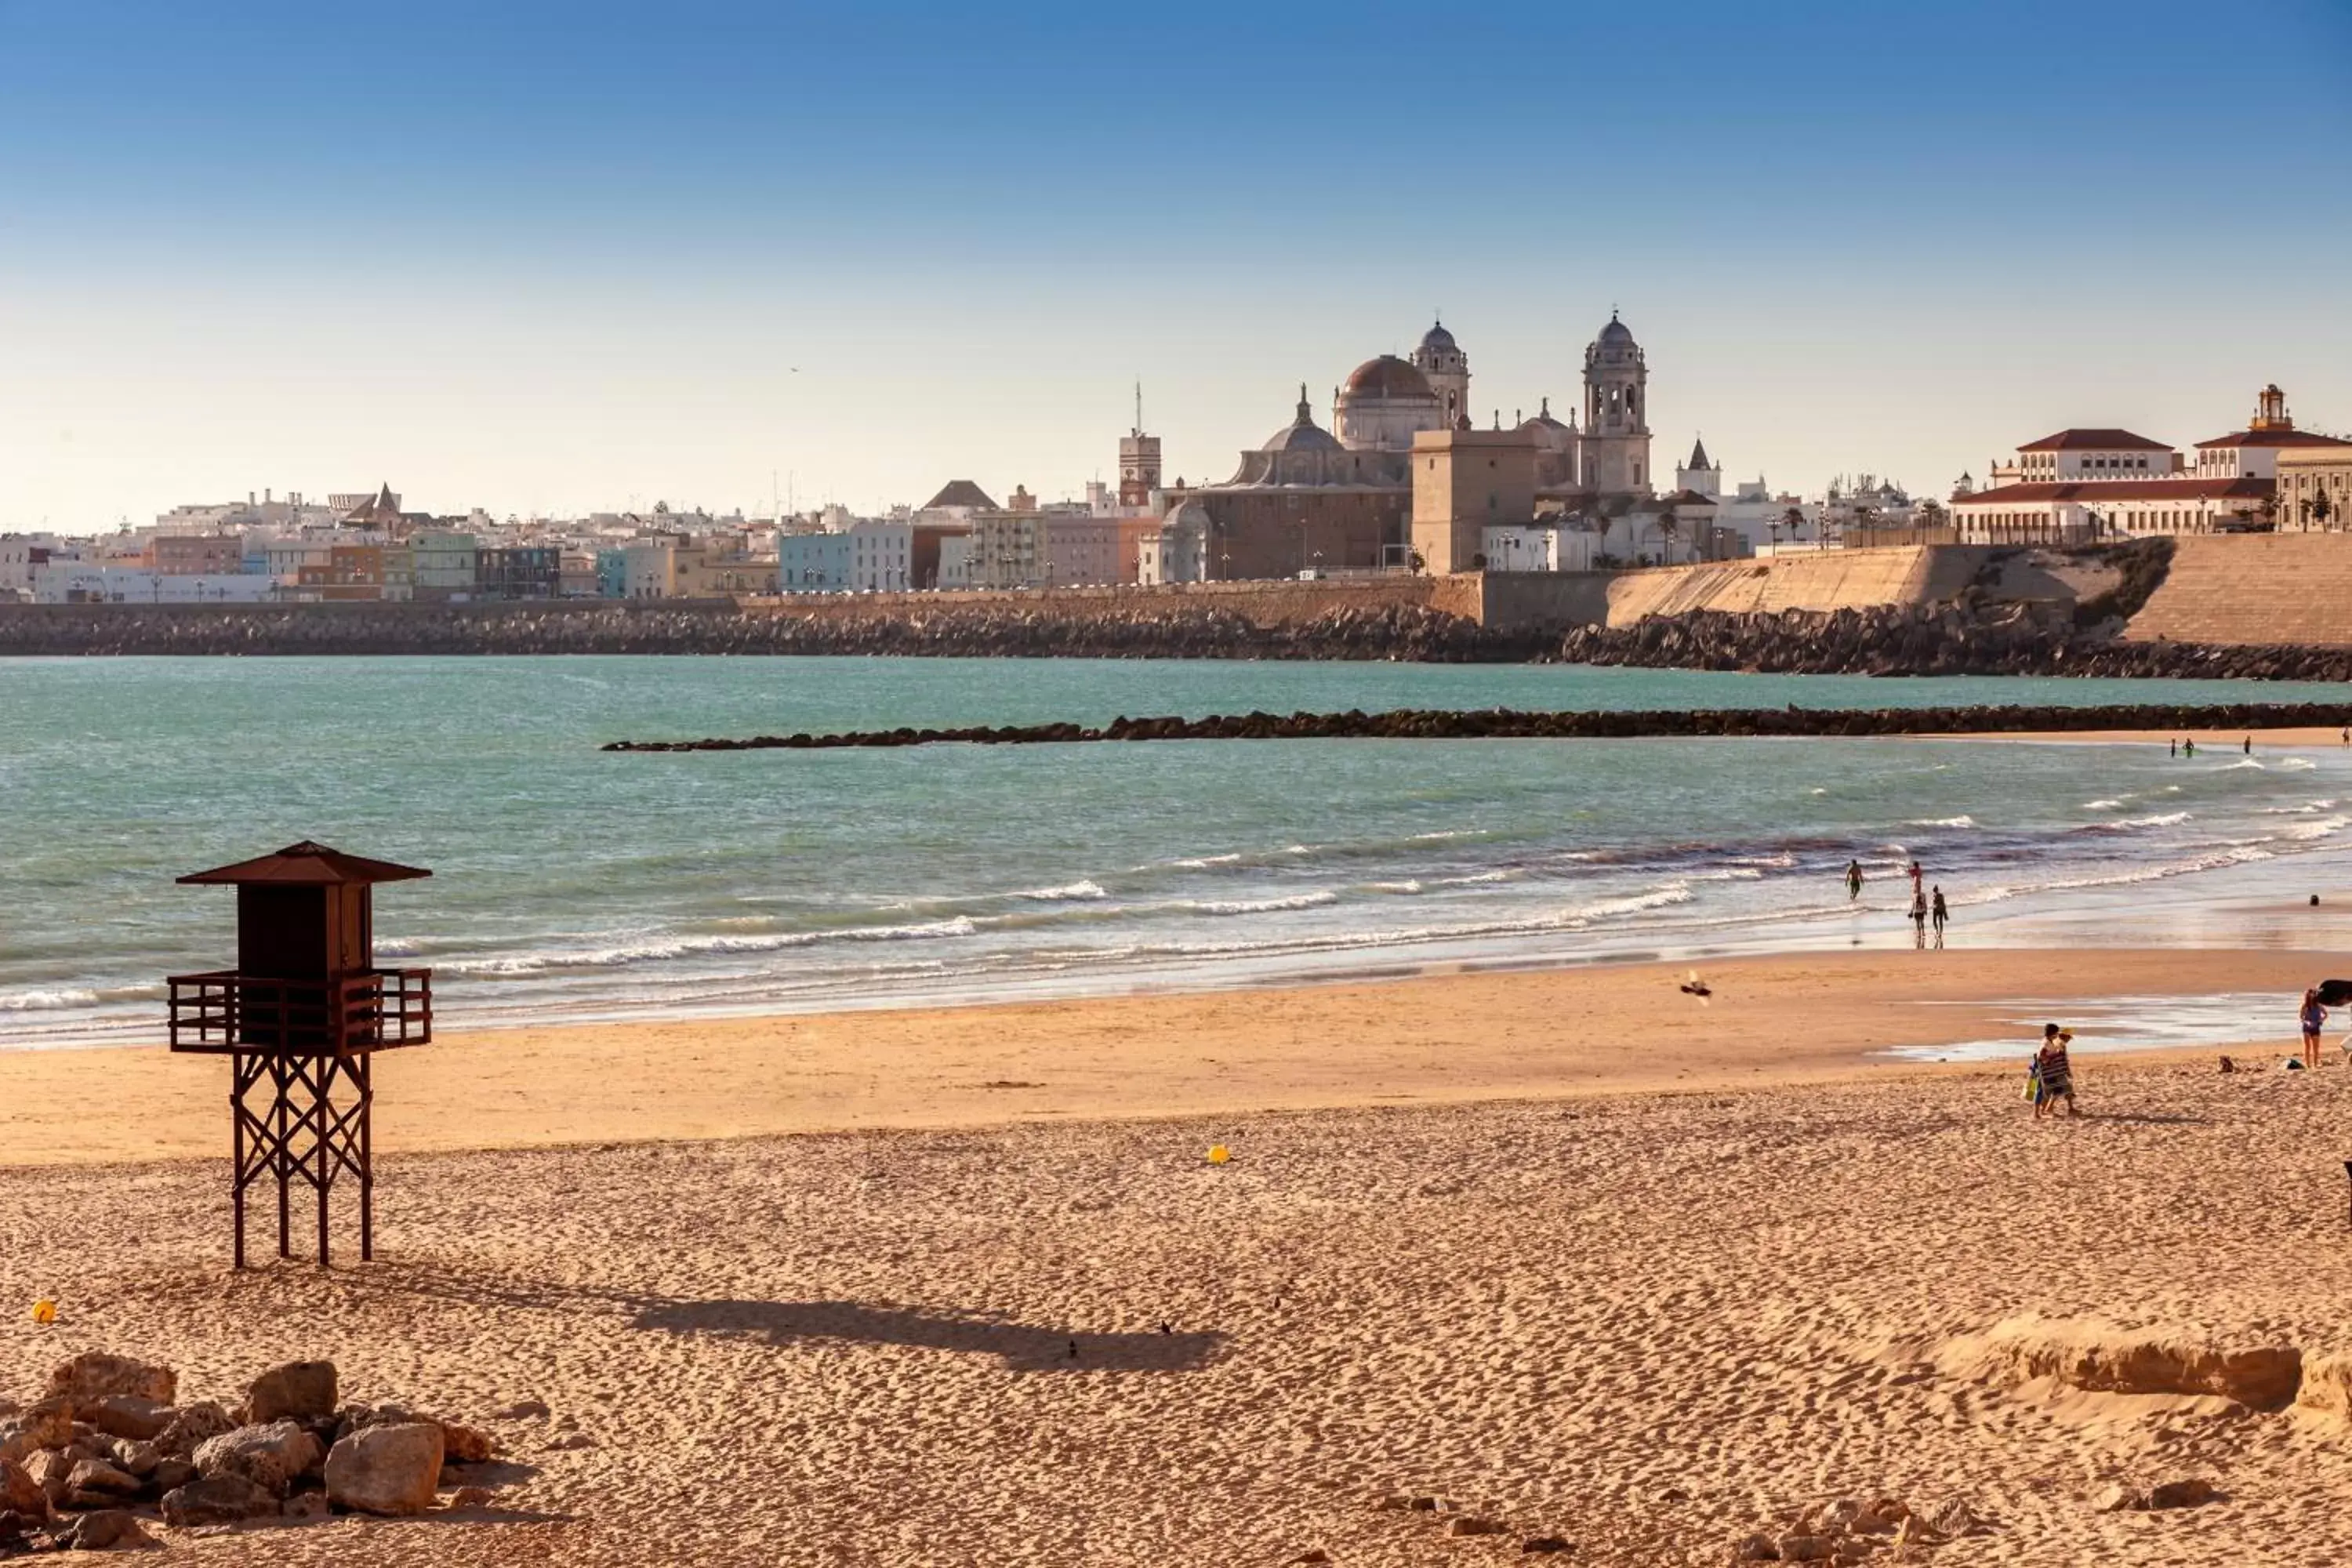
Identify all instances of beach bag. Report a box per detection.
[2024,1058,2045,1103]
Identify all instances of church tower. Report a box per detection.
[1118,382,1162,508]
[1675,436,1720,502]
[1581,311,1653,497]
[1411,320,1472,432]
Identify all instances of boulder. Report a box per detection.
[1924,1498,1983,1537]
[1776,1537,1835,1563]
[193,1421,324,1496]
[152,1402,235,1459]
[0,1457,45,1519]
[2093,1483,2147,1513]
[60,1508,152,1551]
[2147,1478,2215,1510]
[64,1458,140,1501]
[24,1450,77,1508]
[160,1473,281,1526]
[1447,1516,1504,1537]
[107,1440,158,1480]
[84,1399,172,1445]
[0,1398,76,1465]
[246,1362,338,1425]
[1731,1534,1779,1562]
[324,1422,444,1517]
[148,1460,195,1494]
[45,1355,174,1409]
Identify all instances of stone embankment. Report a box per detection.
[0,601,1551,662]
[604,700,2352,753]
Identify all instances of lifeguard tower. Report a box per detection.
[166,841,434,1267]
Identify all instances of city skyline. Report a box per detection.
[2,0,2348,529]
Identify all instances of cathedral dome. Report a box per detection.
[1343,355,1434,399]
[1418,321,1457,354]
[1598,314,1635,347]
[1263,385,1340,452]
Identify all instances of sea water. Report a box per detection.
[4,655,2350,1048]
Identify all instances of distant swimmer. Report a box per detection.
[1846,859,1864,901]
[2171,738,2178,757]
[2246,735,2253,755]
[2184,738,2197,758]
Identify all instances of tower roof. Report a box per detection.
[1263,383,1341,452]
[1597,310,1635,347]
[1686,437,1714,470]
[921,480,1000,510]
[178,840,431,887]
[1417,319,1457,354]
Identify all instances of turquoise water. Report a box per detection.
[4,656,2350,1047]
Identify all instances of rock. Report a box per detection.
[82,1399,170,1445]
[1448,1516,1505,1537]
[25,1450,77,1508]
[1286,1551,1333,1565]
[1923,1499,1983,1537]
[0,1457,46,1519]
[193,1421,325,1495]
[1732,1534,1780,1562]
[60,1508,151,1551]
[1831,1542,1873,1566]
[324,1422,444,1517]
[281,1491,330,1523]
[2092,1483,2147,1513]
[1521,1537,1573,1554]
[160,1473,281,1526]
[0,1399,76,1464]
[1375,1494,1414,1511]
[2147,1478,2215,1510]
[1407,1496,1438,1512]
[0,1509,29,1542]
[148,1460,195,1494]
[152,1402,235,1459]
[488,1398,550,1421]
[1776,1537,1835,1563]
[45,1356,172,1410]
[246,1362,338,1425]
[107,1440,158,1480]
[437,1421,496,1464]
[65,1458,140,1500]
[448,1486,495,1511]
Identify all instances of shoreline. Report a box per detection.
[2,946,2325,1169]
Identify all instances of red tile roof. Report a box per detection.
[2016,429,2172,452]
[1955,477,2272,506]
[179,840,432,886]
[2194,429,2352,449]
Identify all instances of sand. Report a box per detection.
[6,950,2350,1566]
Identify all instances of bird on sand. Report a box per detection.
[1679,969,1712,1001]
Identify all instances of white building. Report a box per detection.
[34,564,278,604]
[1139,501,1210,586]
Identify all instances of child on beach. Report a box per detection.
[2302,989,2328,1069]
[2033,1025,2077,1119]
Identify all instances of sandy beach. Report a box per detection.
[6,949,2351,1565]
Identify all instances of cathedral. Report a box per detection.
[1165,314,1663,579]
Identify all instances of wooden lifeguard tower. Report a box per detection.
[166,841,434,1267]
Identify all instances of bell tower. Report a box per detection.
[1581,310,1653,497]
[2250,383,2294,433]
[1118,382,1163,508]
[1411,318,1472,432]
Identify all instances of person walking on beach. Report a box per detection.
[1846,858,1864,901]
[1931,887,1948,946]
[1909,887,1929,947]
[2301,988,2328,1069]
[2034,1025,2077,1119]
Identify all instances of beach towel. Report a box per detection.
[2038,1045,2073,1098]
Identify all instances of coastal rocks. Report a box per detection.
[0,1459,44,1519]
[84,1401,172,1446]
[58,1508,151,1552]
[1729,1497,1962,1561]
[191,1422,322,1496]
[2092,1478,2216,1513]
[607,698,2352,754]
[244,1363,336,1425]
[0,1402,74,1465]
[151,1404,234,1461]
[2292,1350,2352,1423]
[323,1423,444,1516]
[45,1357,174,1411]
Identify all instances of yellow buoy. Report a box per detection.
[31,1298,57,1324]
[1206,1145,1231,1165]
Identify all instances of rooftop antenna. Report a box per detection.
[1134,379,1144,436]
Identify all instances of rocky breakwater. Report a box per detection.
[0,1351,522,1554]
[605,699,2352,753]
[1559,590,2352,681]
[0,600,1552,662]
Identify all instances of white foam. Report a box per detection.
[1169,853,1242,869]
[1182,891,1341,916]
[1435,869,1517,886]
[1011,880,1107,902]
[2082,798,2125,810]
[447,916,980,975]
[0,988,98,1011]
[1905,815,1976,829]
[1367,880,1424,895]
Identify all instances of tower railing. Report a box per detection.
[166,967,433,1055]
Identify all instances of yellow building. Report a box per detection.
[2278,445,2352,532]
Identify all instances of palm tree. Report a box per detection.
[2313,487,2336,532]
[1780,506,1806,551]
[1654,511,1682,564]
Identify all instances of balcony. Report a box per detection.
[167,968,433,1055]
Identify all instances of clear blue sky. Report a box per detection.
[2,0,2347,527]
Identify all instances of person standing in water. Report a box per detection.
[1909,887,1929,947]
[1931,887,1949,946]
[2170,738,2178,757]
[2184,738,2196,758]
[1846,859,1864,901]
[2245,735,2253,756]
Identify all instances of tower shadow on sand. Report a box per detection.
[629,1298,1226,1373]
